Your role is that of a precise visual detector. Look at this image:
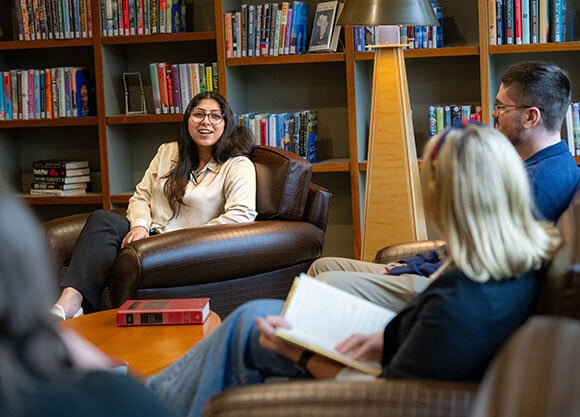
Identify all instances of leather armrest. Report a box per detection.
[204,379,478,417]
[111,220,325,306]
[42,213,92,276]
[373,240,447,264]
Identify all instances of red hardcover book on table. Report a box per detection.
[116,298,210,326]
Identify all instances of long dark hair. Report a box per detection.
[163,92,254,216]
[0,185,73,402]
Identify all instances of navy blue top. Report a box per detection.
[388,141,579,277]
[381,268,541,381]
[524,141,580,222]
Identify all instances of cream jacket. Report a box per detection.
[126,142,257,233]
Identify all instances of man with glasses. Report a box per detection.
[306,61,580,312]
[493,61,579,221]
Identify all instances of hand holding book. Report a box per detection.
[270,274,396,376]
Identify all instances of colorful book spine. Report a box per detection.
[539,0,549,43]
[150,0,158,33]
[171,64,181,114]
[255,4,262,56]
[496,0,504,44]
[149,63,161,114]
[514,0,522,44]
[550,0,562,42]
[521,0,530,43]
[505,0,514,44]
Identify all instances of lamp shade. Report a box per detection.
[336,0,439,27]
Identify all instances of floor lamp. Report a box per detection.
[337,0,439,261]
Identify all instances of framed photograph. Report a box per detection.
[308,1,339,53]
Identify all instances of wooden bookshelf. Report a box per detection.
[0,0,578,257]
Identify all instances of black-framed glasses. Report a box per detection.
[190,111,225,125]
[493,99,542,112]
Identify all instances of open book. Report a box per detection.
[275,273,396,376]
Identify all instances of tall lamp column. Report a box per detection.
[361,44,426,261]
[336,0,439,261]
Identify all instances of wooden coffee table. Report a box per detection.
[60,309,221,379]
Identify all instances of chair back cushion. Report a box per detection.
[470,316,580,417]
[535,190,580,319]
[252,146,312,221]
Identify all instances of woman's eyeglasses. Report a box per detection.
[190,111,225,125]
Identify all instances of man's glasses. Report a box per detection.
[493,99,542,113]
[190,111,225,125]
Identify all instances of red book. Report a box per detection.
[514,0,522,44]
[157,63,169,114]
[116,298,210,326]
[165,65,174,114]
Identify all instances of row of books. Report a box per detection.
[149,62,218,115]
[354,22,444,52]
[564,102,580,156]
[15,0,94,41]
[224,0,309,58]
[353,2,443,51]
[428,104,483,137]
[236,110,317,162]
[100,0,186,37]
[30,160,91,196]
[489,0,575,45]
[0,67,93,121]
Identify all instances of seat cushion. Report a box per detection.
[252,146,312,221]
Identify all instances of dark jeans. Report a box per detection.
[60,209,130,312]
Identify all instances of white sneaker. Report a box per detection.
[50,304,83,320]
[50,304,66,320]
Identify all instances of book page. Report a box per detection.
[276,274,396,375]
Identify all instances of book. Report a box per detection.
[33,167,90,177]
[308,1,338,52]
[30,188,87,196]
[116,298,210,326]
[33,174,91,184]
[275,274,396,376]
[33,159,89,170]
[329,2,344,51]
[31,181,87,190]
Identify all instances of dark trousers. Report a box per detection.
[60,209,130,313]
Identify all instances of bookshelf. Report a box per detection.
[0,0,578,259]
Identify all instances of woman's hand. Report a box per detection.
[121,226,149,248]
[255,316,303,362]
[335,331,384,363]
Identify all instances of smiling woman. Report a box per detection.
[52,92,258,320]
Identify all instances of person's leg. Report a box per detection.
[56,210,130,316]
[307,257,386,276]
[316,271,430,313]
[147,299,309,417]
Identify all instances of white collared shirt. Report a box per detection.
[126,142,257,233]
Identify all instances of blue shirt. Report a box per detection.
[525,140,580,222]
[381,268,540,381]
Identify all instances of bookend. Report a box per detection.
[123,72,147,115]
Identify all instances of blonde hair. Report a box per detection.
[421,123,560,282]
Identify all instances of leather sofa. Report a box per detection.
[43,146,332,319]
[202,191,580,417]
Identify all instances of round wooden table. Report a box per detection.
[60,309,221,379]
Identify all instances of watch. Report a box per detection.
[295,349,314,376]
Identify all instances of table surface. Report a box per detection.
[60,309,221,379]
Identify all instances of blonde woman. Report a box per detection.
[146,123,560,417]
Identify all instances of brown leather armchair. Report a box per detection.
[202,191,580,417]
[43,146,332,319]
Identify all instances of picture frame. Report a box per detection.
[308,1,339,53]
